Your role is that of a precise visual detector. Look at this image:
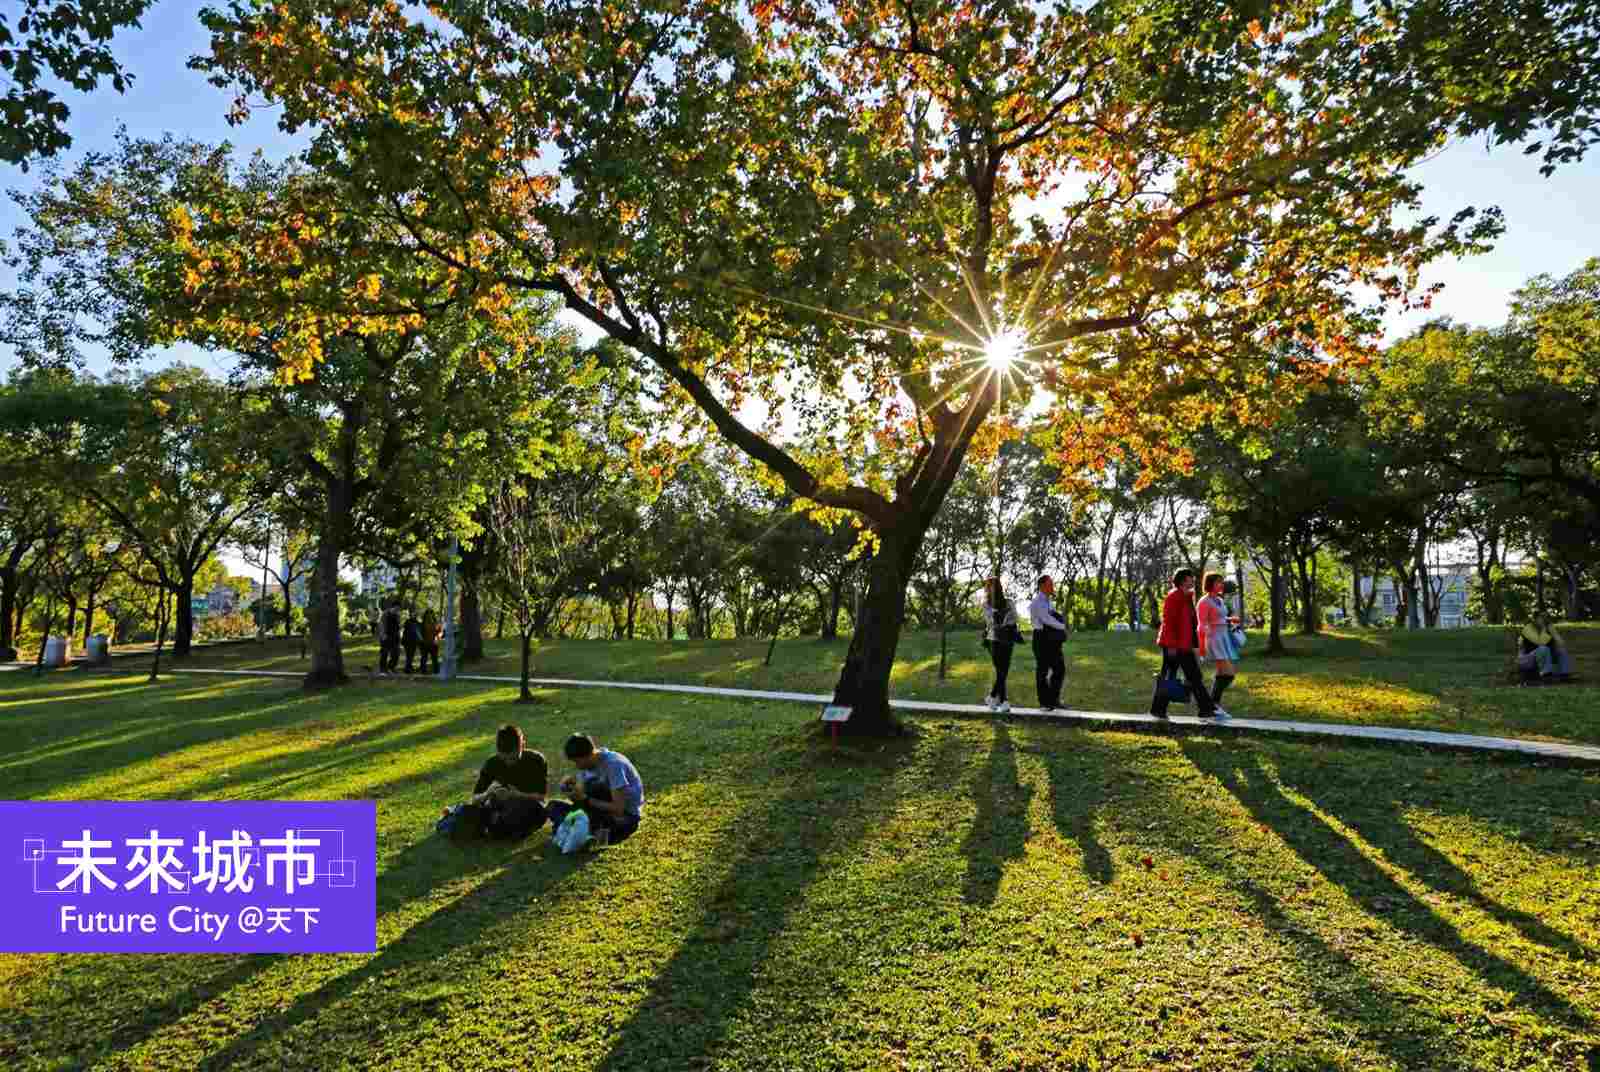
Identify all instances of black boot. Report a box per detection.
[1211,674,1235,706]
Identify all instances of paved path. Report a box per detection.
[164,667,1600,766]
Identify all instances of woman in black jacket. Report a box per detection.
[983,577,1022,713]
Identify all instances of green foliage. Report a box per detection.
[0,0,154,167]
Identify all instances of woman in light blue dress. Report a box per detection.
[1197,573,1241,714]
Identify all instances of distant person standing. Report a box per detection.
[1029,575,1068,711]
[1150,569,1219,721]
[1197,572,1242,715]
[420,608,442,674]
[402,608,421,673]
[379,601,402,674]
[982,577,1021,713]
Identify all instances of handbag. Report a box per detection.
[1230,625,1247,651]
[1156,673,1190,704]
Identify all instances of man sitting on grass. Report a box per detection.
[469,724,548,839]
[547,733,644,847]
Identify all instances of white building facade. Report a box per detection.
[1358,568,1474,628]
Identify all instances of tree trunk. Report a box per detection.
[665,590,675,640]
[173,573,196,657]
[459,542,485,664]
[626,588,638,639]
[0,560,19,660]
[64,596,79,646]
[149,589,169,682]
[829,520,929,735]
[516,630,535,702]
[304,497,349,689]
[938,578,950,682]
[83,589,97,648]
[823,578,843,639]
[31,594,58,675]
[1297,548,1319,635]
[1266,543,1286,655]
[1564,562,1581,622]
[496,606,506,640]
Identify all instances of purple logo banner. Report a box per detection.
[2,801,376,953]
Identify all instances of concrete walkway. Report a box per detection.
[164,667,1600,766]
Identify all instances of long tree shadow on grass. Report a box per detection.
[591,728,966,1072]
[961,722,1033,906]
[1029,734,1117,885]
[1087,737,1479,1069]
[0,773,517,1068]
[1180,738,1596,1038]
[0,685,357,796]
[194,724,824,1071]
[5,714,734,1071]
[1275,750,1600,967]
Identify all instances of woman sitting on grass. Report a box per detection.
[1519,616,1574,683]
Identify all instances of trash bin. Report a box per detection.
[86,635,110,665]
[42,636,68,667]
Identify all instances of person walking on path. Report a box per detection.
[420,608,442,674]
[379,601,401,674]
[402,608,421,673]
[1150,569,1219,721]
[1197,572,1243,716]
[1028,575,1069,711]
[982,577,1022,713]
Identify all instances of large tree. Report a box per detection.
[3,134,589,684]
[1,366,266,657]
[195,0,1595,732]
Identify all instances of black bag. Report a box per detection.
[1155,672,1189,704]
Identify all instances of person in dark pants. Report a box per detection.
[379,601,402,674]
[547,733,645,846]
[467,724,548,839]
[1028,575,1068,710]
[401,609,421,673]
[1150,569,1219,720]
[982,577,1021,713]
[419,608,441,674]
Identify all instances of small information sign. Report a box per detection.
[819,705,853,723]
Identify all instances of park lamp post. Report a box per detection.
[438,535,459,682]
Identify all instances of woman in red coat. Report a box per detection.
[1150,569,1219,720]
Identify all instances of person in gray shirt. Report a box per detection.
[547,733,644,846]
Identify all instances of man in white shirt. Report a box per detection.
[1029,575,1069,710]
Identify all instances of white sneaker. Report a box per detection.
[984,696,998,711]
[997,701,1011,714]
[1212,707,1232,721]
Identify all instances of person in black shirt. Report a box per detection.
[379,601,402,674]
[470,724,548,839]
[401,609,421,673]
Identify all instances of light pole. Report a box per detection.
[439,535,459,681]
[258,528,270,642]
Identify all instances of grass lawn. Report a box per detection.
[0,664,1597,1070]
[177,624,1600,745]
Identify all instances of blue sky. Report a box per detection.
[3,1,1598,369]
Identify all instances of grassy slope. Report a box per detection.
[0,670,1596,1070]
[176,624,1600,745]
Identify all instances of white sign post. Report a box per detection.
[819,705,852,748]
